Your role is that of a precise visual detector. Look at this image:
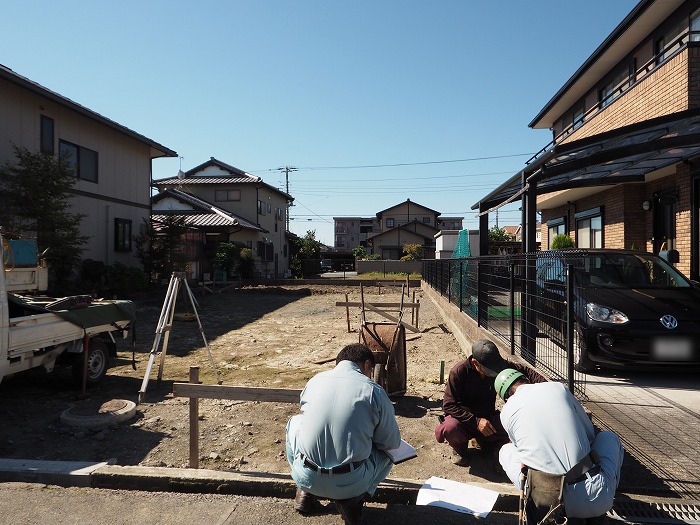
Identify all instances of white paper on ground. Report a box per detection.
[416,476,499,518]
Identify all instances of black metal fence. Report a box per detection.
[423,253,587,396]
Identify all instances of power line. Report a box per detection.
[296,153,534,170]
[251,153,534,174]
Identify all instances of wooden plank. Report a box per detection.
[173,383,302,403]
[362,303,420,333]
[335,302,419,308]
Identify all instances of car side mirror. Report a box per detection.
[659,249,679,264]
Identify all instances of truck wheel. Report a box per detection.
[72,338,110,386]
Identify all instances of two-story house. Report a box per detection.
[0,64,177,267]
[473,0,700,280]
[369,199,444,259]
[153,157,294,279]
[334,199,463,257]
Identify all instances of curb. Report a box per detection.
[0,459,521,511]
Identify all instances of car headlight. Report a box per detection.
[586,303,629,324]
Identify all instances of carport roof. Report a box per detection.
[472,108,700,213]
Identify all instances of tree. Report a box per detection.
[213,241,254,278]
[290,230,323,277]
[401,243,423,261]
[352,245,368,260]
[135,215,189,281]
[488,226,512,243]
[0,146,87,291]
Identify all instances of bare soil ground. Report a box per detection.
[0,283,511,487]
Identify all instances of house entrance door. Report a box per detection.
[652,189,678,255]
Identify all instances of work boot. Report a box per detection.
[334,493,366,525]
[294,488,317,514]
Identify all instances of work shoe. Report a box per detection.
[334,493,366,525]
[294,488,317,514]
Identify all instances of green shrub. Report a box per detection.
[551,234,575,250]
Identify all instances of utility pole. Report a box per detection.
[277,166,297,231]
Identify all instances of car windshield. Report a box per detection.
[580,253,690,289]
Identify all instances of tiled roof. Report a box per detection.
[154,176,258,185]
[152,188,265,232]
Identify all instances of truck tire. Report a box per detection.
[72,338,110,386]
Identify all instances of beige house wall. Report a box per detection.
[379,202,438,231]
[0,76,158,267]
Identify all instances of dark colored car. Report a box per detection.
[535,249,700,372]
[320,259,332,273]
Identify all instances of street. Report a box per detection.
[1,482,518,525]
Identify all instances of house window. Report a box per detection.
[40,115,54,154]
[276,207,283,221]
[691,8,700,42]
[114,219,132,252]
[575,207,603,249]
[59,140,98,182]
[572,104,585,130]
[547,217,567,248]
[655,36,666,66]
[386,218,395,228]
[423,217,430,224]
[215,189,241,201]
[257,240,273,261]
[257,200,266,215]
[598,67,630,109]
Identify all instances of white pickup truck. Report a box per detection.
[1,234,135,386]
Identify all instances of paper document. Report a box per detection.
[416,476,499,518]
[385,439,417,464]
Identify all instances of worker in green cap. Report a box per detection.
[495,368,624,519]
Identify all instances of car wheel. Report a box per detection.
[572,327,595,373]
[72,338,110,386]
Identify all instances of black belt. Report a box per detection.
[301,455,364,475]
[567,464,601,485]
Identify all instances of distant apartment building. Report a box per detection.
[333,216,380,250]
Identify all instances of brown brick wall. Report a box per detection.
[540,170,691,275]
[561,49,690,143]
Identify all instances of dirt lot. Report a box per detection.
[0,283,511,487]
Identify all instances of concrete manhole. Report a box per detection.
[60,399,137,430]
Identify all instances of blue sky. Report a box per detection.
[2,1,638,245]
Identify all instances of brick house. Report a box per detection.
[153,157,294,279]
[0,64,177,267]
[474,0,700,280]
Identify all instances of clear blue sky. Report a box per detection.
[2,1,638,246]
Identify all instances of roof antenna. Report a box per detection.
[177,157,185,188]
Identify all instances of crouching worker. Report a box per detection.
[286,343,401,525]
[496,369,624,521]
[435,339,546,461]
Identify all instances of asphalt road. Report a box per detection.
[1,482,518,525]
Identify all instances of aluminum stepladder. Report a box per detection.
[138,271,221,404]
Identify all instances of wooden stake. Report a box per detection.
[189,366,200,469]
